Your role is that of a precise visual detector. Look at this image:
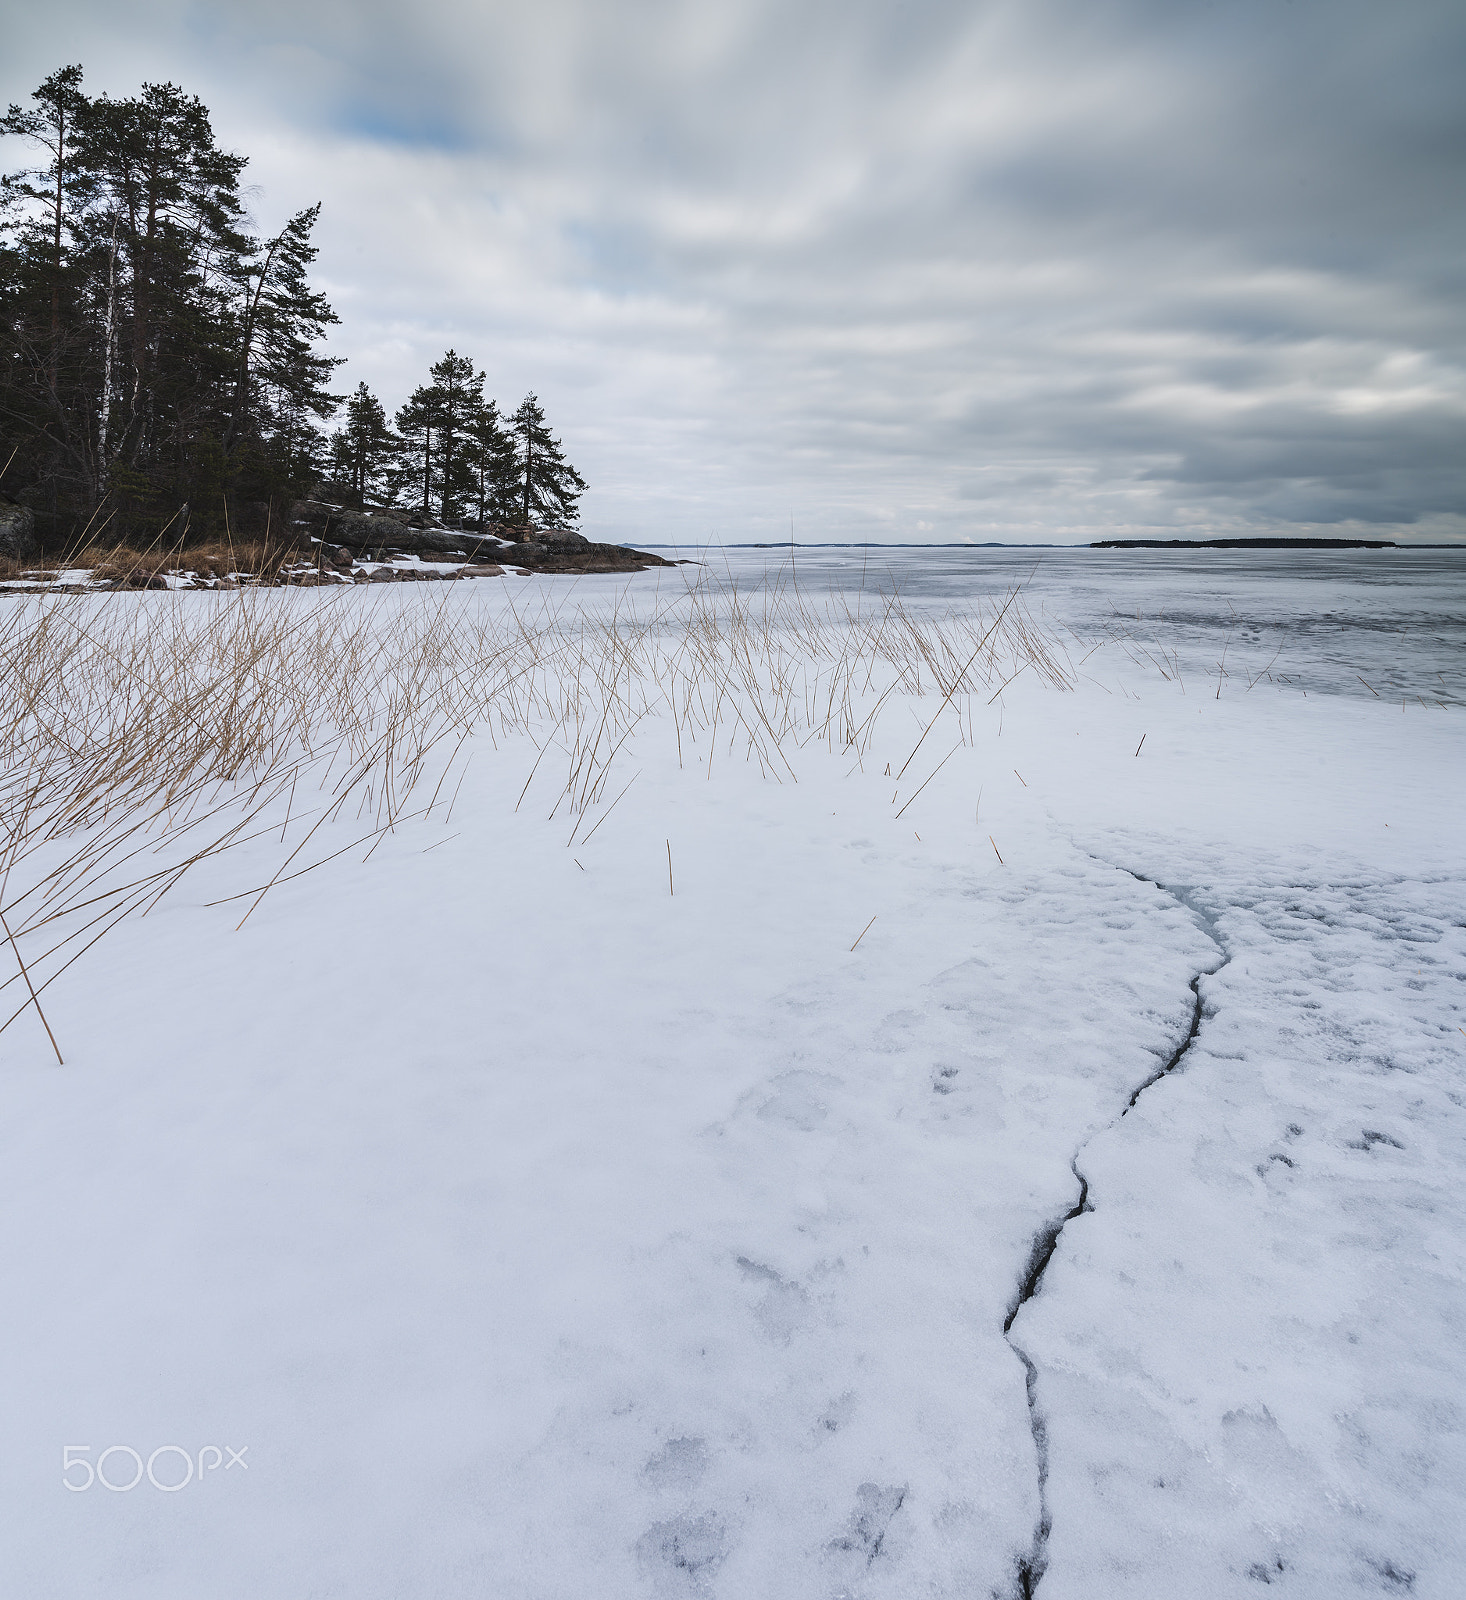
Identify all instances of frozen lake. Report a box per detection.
[1,556,1462,1598]
[690,544,1466,703]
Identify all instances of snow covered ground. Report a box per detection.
[1,550,1462,1598]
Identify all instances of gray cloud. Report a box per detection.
[5,0,1462,542]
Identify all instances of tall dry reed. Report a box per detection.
[0,568,1072,1049]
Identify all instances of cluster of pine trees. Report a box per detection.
[0,66,586,545]
[333,362,586,530]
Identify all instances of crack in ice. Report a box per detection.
[1002,868,1230,1598]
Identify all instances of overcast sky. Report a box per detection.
[6,0,1463,544]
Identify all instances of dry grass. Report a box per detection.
[80,546,172,587]
[72,539,309,587]
[0,567,1073,1050]
[179,540,310,580]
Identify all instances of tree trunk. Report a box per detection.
[97,216,119,500]
[228,232,281,452]
[49,103,66,388]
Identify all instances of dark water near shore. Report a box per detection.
[700,544,1466,706]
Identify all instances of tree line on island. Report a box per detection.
[338,361,585,531]
[0,66,587,554]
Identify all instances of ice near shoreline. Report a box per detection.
[0,548,1463,1597]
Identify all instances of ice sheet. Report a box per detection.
[0,553,1461,1597]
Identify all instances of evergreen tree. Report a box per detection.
[77,81,253,475]
[426,350,483,524]
[0,66,91,388]
[2,66,596,551]
[229,203,341,451]
[0,65,343,541]
[330,382,396,505]
[510,392,587,528]
[464,397,518,526]
[1,65,100,502]
[393,350,486,523]
[392,380,439,516]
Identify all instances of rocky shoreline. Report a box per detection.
[291,501,676,573]
[0,498,681,593]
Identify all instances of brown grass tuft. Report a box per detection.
[0,567,1074,1052]
[75,539,308,586]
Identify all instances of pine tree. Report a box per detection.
[393,380,439,516]
[1,65,99,502]
[426,350,483,524]
[392,350,486,523]
[1,65,344,541]
[229,203,341,452]
[510,392,587,528]
[330,382,396,505]
[0,66,91,386]
[78,81,253,472]
[464,398,518,526]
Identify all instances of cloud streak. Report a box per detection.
[6,0,1463,541]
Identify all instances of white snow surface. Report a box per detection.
[1,551,1463,1598]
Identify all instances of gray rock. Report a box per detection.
[0,501,37,561]
[293,502,509,560]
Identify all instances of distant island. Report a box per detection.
[1091,537,1396,549]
